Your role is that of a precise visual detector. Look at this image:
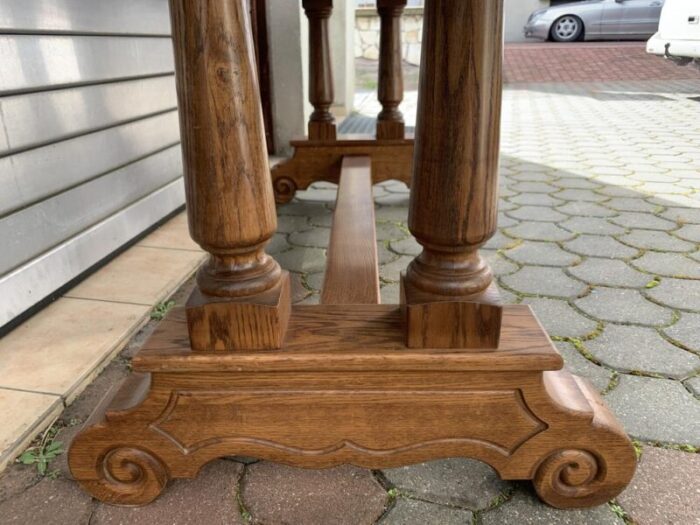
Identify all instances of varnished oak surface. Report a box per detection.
[321,156,380,305]
[132,304,563,372]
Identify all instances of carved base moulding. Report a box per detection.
[68,304,636,508]
[271,135,414,204]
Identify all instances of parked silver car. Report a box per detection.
[524,0,665,42]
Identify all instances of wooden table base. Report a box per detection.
[271,136,414,204]
[68,304,636,508]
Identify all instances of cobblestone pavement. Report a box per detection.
[2,82,700,524]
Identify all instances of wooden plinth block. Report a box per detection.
[271,136,414,204]
[186,271,291,351]
[376,120,405,140]
[401,275,503,349]
[69,304,636,509]
[308,121,337,141]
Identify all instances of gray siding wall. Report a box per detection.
[0,0,184,328]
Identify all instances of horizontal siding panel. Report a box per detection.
[0,76,177,155]
[0,35,174,95]
[0,145,183,275]
[0,179,185,327]
[0,110,181,216]
[0,0,171,36]
[0,111,180,217]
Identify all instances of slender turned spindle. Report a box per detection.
[303,0,337,141]
[170,0,290,350]
[402,0,504,349]
[376,0,406,140]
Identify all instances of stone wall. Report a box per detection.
[355,8,423,66]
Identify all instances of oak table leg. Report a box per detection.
[401,0,504,348]
[303,0,337,141]
[377,0,407,140]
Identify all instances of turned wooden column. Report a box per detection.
[170,0,290,351]
[376,0,406,140]
[401,0,504,349]
[303,0,337,141]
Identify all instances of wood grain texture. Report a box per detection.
[377,0,407,140]
[321,157,380,305]
[132,304,562,373]
[402,0,505,348]
[69,303,636,508]
[303,0,337,141]
[170,0,289,350]
[271,137,413,204]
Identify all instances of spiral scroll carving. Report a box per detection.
[533,449,606,508]
[94,447,168,505]
[273,176,298,204]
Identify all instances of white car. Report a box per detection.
[647,0,700,66]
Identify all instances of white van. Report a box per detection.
[647,0,700,66]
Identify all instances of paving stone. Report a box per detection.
[375,192,410,206]
[617,447,700,525]
[554,188,607,202]
[506,206,568,222]
[610,212,677,231]
[268,233,290,255]
[597,186,643,198]
[675,224,700,242]
[504,222,575,242]
[497,287,520,304]
[278,200,329,217]
[482,250,519,277]
[289,227,330,248]
[552,177,601,190]
[498,198,518,211]
[503,242,578,268]
[575,288,673,326]
[379,498,473,525]
[686,376,700,397]
[586,325,699,379]
[481,489,623,525]
[568,258,649,288]
[604,375,700,445]
[276,214,311,233]
[647,278,700,311]
[381,283,400,304]
[502,266,587,298]
[510,181,558,193]
[305,272,324,292]
[522,298,598,338]
[296,187,339,203]
[377,242,399,265]
[507,193,564,207]
[0,464,41,504]
[631,252,700,279]
[93,461,244,525]
[276,247,326,274]
[380,255,413,283]
[619,230,695,252]
[661,206,700,224]
[485,230,518,249]
[496,212,519,228]
[0,477,95,524]
[555,342,612,392]
[242,463,387,525]
[309,213,333,227]
[374,206,408,222]
[557,201,617,218]
[376,222,408,242]
[563,235,639,259]
[604,197,658,212]
[390,237,421,256]
[382,459,510,511]
[663,312,700,352]
[560,217,626,235]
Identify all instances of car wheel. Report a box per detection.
[550,15,583,42]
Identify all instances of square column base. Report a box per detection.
[186,271,291,351]
[401,273,503,349]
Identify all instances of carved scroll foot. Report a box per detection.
[527,374,637,509]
